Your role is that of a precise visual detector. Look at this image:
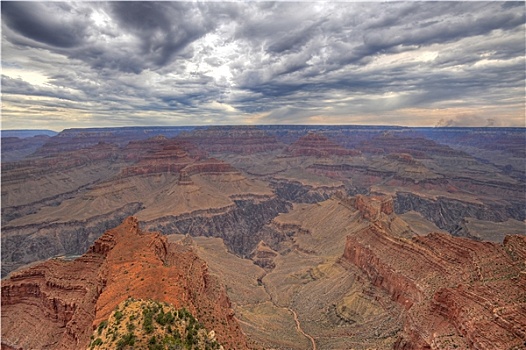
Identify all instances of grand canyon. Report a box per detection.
[2,125,525,350]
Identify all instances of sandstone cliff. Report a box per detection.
[1,217,249,350]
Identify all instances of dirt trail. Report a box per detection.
[288,306,317,350]
[260,272,317,350]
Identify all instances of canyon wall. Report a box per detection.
[142,196,291,257]
[342,196,526,349]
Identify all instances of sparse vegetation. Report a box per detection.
[88,298,222,350]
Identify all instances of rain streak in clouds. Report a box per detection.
[1,1,525,130]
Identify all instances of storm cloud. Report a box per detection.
[1,1,525,130]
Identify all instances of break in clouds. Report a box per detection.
[1,1,525,130]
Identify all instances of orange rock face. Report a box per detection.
[1,217,249,350]
[342,210,526,349]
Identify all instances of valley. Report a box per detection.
[2,125,525,349]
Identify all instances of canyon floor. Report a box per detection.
[2,125,525,349]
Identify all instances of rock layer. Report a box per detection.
[342,196,526,349]
[1,217,249,350]
[179,126,284,154]
[286,132,360,157]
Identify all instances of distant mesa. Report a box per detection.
[286,132,361,157]
[1,129,58,138]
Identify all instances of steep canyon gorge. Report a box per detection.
[2,126,525,349]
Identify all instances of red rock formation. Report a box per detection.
[341,197,526,349]
[120,137,240,178]
[286,132,360,157]
[1,217,250,350]
[179,126,284,154]
[354,194,394,221]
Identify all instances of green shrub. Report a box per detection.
[97,320,108,335]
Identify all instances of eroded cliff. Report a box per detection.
[1,217,249,350]
[342,196,526,349]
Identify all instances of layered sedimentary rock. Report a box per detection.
[121,137,204,177]
[1,217,249,350]
[179,126,284,154]
[342,196,526,349]
[249,241,278,270]
[286,132,360,157]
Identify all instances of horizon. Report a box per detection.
[2,123,526,135]
[2,1,525,130]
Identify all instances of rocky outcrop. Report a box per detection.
[286,132,360,157]
[341,195,526,349]
[250,241,278,271]
[1,217,249,350]
[354,194,394,222]
[179,126,284,154]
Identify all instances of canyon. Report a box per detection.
[2,125,525,349]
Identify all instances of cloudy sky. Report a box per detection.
[2,1,525,130]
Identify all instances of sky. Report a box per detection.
[1,1,525,131]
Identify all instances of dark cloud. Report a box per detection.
[1,2,525,129]
[1,2,89,48]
